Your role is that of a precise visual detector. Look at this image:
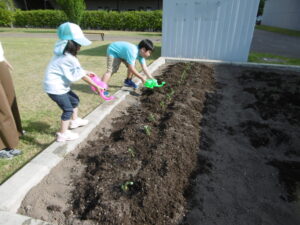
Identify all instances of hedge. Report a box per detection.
[0,8,14,26]
[4,10,162,31]
[14,10,67,28]
[81,10,162,31]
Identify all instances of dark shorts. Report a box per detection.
[48,90,79,121]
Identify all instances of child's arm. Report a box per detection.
[128,65,146,83]
[81,74,104,94]
[141,63,154,80]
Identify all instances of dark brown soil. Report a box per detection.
[19,62,300,225]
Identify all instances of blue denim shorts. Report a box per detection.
[48,90,79,121]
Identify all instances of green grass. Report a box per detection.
[256,25,300,37]
[0,34,161,184]
[249,52,300,66]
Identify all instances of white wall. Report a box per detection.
[262,0,300,31]
[162,0,260,62]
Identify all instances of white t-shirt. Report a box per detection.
[43,53,85,95]
[0,42,5,62]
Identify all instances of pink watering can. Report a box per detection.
[89,73,115,101]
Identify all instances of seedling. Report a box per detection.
[147,113,156,122]
[160,100,166,110]
[179,64,191,83]
[128,148,135,157]
[121,181,134,192]
[143,125,151,136]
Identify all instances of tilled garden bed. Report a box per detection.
[19,62,300,225]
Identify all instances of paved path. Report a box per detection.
[1,29,299,58]
[250,29,300,58]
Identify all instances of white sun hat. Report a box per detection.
[57,22,91,46]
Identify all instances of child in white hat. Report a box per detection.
[43,22,103,142]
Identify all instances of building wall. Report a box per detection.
[262,0,300,31]
[85,0,162,11]
[162,0,259,62]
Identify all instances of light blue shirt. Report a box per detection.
[43,53,85,95]
[107,41,146,65]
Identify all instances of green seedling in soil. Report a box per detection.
[144,125,152,136]
[121,181,134,192]
[179,64,191,83]
[166,88,175,101]
[144,125,151,136]
[147,113,156,122]
[128,148,135,157]
[160,100,166,110]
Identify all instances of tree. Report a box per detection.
[258,0,266,16]
[0,0,15,27]
[0,0,15,10]
[56,0,86,25]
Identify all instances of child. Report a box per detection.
[101,39,155,89]
[44,22,103,142]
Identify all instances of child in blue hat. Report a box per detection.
[44,22,103,142]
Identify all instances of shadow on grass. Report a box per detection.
[79,44,161,59]
[21,121,54,148]
[72,83,95,94]
[72,83,123,94]
[79,44,109,56]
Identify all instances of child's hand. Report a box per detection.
[86,71,95,77]
[141,77,146,83]
[95,86,105,95]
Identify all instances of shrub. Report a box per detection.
[56,0,86,25]
[81,10,162,31]
[0,8,14,26]
[14,10,67,28]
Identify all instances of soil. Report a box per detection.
[19,62,300,225]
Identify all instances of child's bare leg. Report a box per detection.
[60,120,70,133]
[72,107,78,120]
[101,71,112,84]
[127,68,133,79]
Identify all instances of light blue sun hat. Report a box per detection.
[57,22,91,46]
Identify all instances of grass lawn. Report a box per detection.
[249,52,300,66]
[256,25,300,37]
[0,32,161,184]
